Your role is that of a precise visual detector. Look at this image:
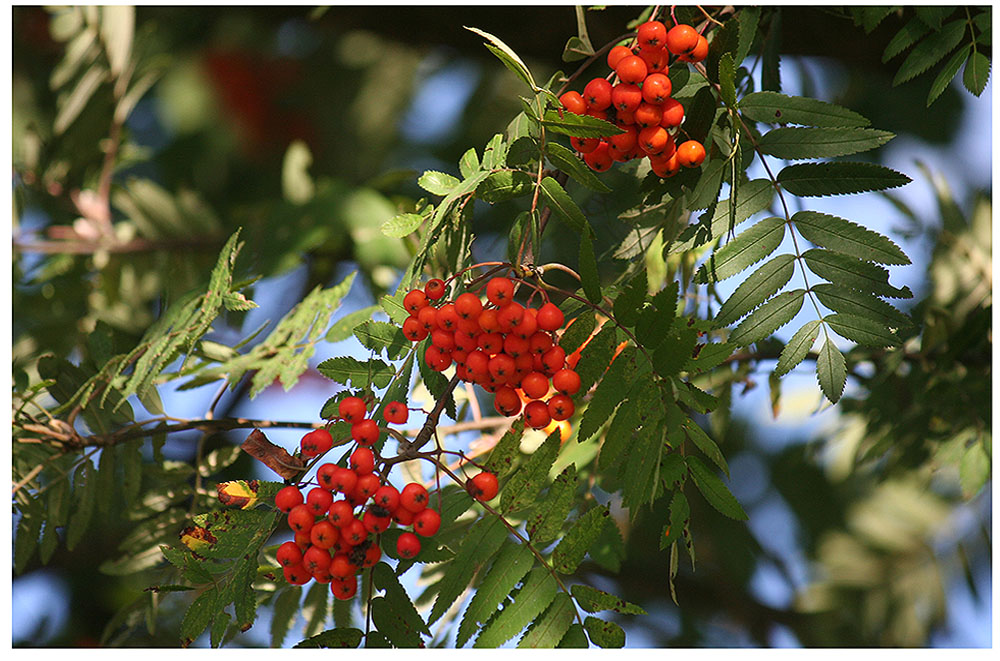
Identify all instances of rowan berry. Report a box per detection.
[338,396,367,424]
[342,518,368,546]
[639,46,670,73]
[503,334,530,359]
[302,545,332,574]
[454,292,483,320]
[666,24,700,55]
[559,90,587,115]
[402,316,427,342]
[497,302,526,333]
[611,82,643,113]
[676,140,706,168]
[400,483,429,513]
[310,520,339,549]
[519,371,548,400]
[541,346,567,375]
[349,448,375,475]
[424,344,452,372]
[493,385,522,417]
[424,278,446,300]
[362,508,392,534]
[383,401,408,426]
[403,289,428,315]
[583,77,613,110]
[486,277,515,306]
[552,368,582,395]
[650,152,681,178]
[488,353,516,382]
[532,303,563,333]
[373,485,400,512]
[413,508,441,537]
[547,394,575,421]
[570,136,600,154]
[353,473,381,501]
[478,308,501,333]
[608,124,639,157]
[436,303,460,331]
[275,485,304,513]
[607,44,633,70]
[680,34,709,63]
[584,141,613,172]
[637,20,667,50]
[586,107,608,121]
[276,540,303,567]
[287,504,315,533]
[300,428,333,458]
[660,97,685,128]
[467,471,500,502]
[329,553,356,578]
[329,466,358,494]
[640,125,674,156]
[306,487,334,516]
[478,331,504,356]
[327,500,354,528]
[524,400,552,429]
[615,55,648,84]
[642,72,672,104]
[283,564,311,585]
[514,308,538,339]
[331,575,358,600]
[392,532,420,562]
[393,506,416,527]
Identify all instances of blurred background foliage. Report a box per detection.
[11,5,991,648]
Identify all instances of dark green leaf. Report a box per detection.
[67,460,97,550]
[635,282,678,349]
[774,320,821,377]
[652,327,698,379]
[545,142,612,193]
[428,515,508,625]
[122,438,143,506]
[573,323,619,396]
[540,109,624,138]
[695,216,786,283]
[812,283,914,329]
[854,6,895,33]
[558,623,589,648]
[502,430,562,514]
[893,19,966,86]
[683,419,729,477]
[294,628,364,648]
[758,127,894,159]
[571,584,646,615]
[778,162,911,197]
[559,310,596,355]
[474,567,558,648]
[963,50,991,95]
[687,158,726,211]
[687,455,748,520]
[14,497,42,574]
[883,16,932,62]
[484,418,525,478]
[525,464,578,543]
[672,179,775,254]
[793,210,910,265]
[579,233,601,304]
[467,26,537,90]
[683,341,735,373]
[552,505,610,573]
[816,338,848,403]
[578,346,635,443]
[915,6,957,29]
[728,289,805,346]
[181,587,219,646]
[613,269,647,327]
[457,541,534,647]
[316,356,394,389]
[518,593,576,648]
[803,248,913,299]
[477,171,534,203]
[739,91,869,127]
[584,616,625,648]
[354,320,409,360]
[539,176,592,236]
[928,43,972,105]
[620,420,664,512]
[719,52,737,107]
[825,313,901,347]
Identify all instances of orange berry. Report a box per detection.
[607,44,634,70]
[636,20,667,50]
[615,55,648,84]
[583,77,613,110]
[660,97,685,128]
[641,73,672,104]
[611,82,643,113]
[559,90,586,115]
[665,24,700,56]
[676,140,706,168]
[680,35,709,63]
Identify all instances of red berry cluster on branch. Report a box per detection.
[403,275,581,431]
[559,20,708,177]
[273,446,445,599]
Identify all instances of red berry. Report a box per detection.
[300,428,333,458]
[676,140,706,168]
[547,394,575,421]
[275,485,304,513]
[402,316,427,342]
[384,400,409,425]
[400,483,429,513]
[493,385,522,417]
[666,24,700,56]
[329,553,356,578]
[650,152,681,178]
[634,102,664,129]
[351,418,380,446]
[330,466,358,494]
[424,278,446,300]
[642,73,672,104]
[373,485,400,512]
[416,305,438,332]
[637,20,667,50]
[521,371,550,400]
[541,346,567,375]
[455,292,483,320]
[310,520,340,549]
[607,44,633,69]
[536,302,564,331]
[660,97,685,128]
[342,518,368,546]
[680,34,709,63]
[306,487,334,516]
[611,82,643,113]
[431,329,455,352]
[403,289,428,314]
[467,472,499,502]
[486,277,515,306]
[639,46,670,74]
[615,55,648,84]
[353,473,381,502]
[503,334,530,359]
[584,141,613,172]
[331,574,357,600]
[559,90,587,115]
[303,545,332,573]
[327,500,354,528]
[638,125,672,156]
[583,77,613,110]
[362,543,382,568]
[349,448,375,475]
[338,396,367,424]
[276,540,303,567]
[362,508,392,534]
[413,508,441,537]
[571,136,600,154]
[488,353,516,382]
[283,563,311,585]
[524,400,552,429]
[528,331,553,356]
[552,368,582,395]
[396,531,422,559]
[287,504,315,533]
[393,506,416,527]
[478,331,504,356]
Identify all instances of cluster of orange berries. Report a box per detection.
[559,21,708,177]
[402,276,581,431]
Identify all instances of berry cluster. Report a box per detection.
[402,275,581,431]
[274,445,444,599]
[559,20,708,177]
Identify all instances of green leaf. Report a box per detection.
[893,19,966,86]
[54,64,104,134]
[793,210,910,265]
[672,179,775,253]
[825,313,901,347]
[578,347,635,443]
[539,176,593,236]
[67,460,97,550]
[803,248,913,299]
[686,455,748,520]
[728,289,805,346]
[812,283,914,329]
[963,50,991,96]
[579,234,601,304]
[301,581,330,639]
[502,431,562,514]
[571,584,646,615]
[459,146,480,179]
[758,127,895,159]
[482,133,508,170]
[652,327,698,379]
[484,418,525,478]
[294,628,364,648]
[695,216,786,283]
[584,616,625,648]
[816,338,848,403]
[326,305,380,343]
[558,623,589,648]
[635,283,678,349]
[354,320,409,360]
[380,291,410,325]
[959,437,990,498]
[573,323,619,396]
[778,162,911,197]
[14,497,42,574]
[883,16,932,62]
[683,419,729,477]
[428,515,509,625]
[544,142,612,193]
[477,171,534,203]
[525,464,578,544]
[687,158,727,211]
[467,26,538,90]
[316,356,394,389]
[928,43,972,105]
[683,341,735,374]
[282,140,315,203]
[613,269,647,327]
[474,567,558,648]
[540,109,624,138]
[559,310,596,355]
[181,587,219,646]
[457,541,535,647]
[551,505,610,574]
[518,593,576,648]
[562,35,594,62]
[96,446,116,514]
[270,586,302,648]
[774,319,821,377]
[718,53,737,107]
[739,91,869,127]
[620,414,665,512]
[381,212,425,238]
[372,562,429,642]
[418,170,460,196]
[122,438,143,506]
